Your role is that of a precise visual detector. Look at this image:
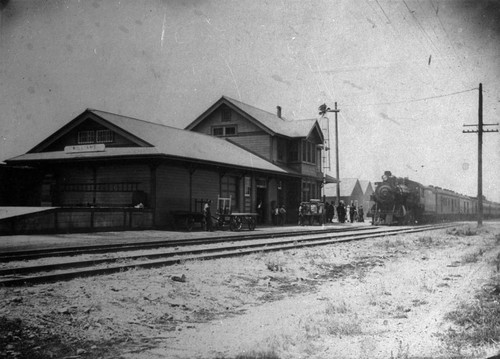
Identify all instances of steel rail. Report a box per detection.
[0,226,376,262]
[0,224,453,287]
[0,225,427,276]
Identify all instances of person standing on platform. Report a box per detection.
[204,200,213,232]
[257,201,264,224]
[272,205,279,225]
[279,205,287,226]
[337,201,346,223]
[298,203,305,226]
[326,202,334,223]
[358,205,364,222]
[349,201,357,224]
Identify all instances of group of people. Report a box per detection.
[333,200,364,223]
[271,204,287,226]
[271,200,364,226]
[204,199,363,231]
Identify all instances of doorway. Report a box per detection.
[256,187,267,224]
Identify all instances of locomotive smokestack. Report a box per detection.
[277,106,282,119]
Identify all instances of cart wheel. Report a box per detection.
[230,217,242,231]
[185,216,195,231]
[216,216,224,230]
[247,217,256,231]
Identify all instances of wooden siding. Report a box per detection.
[191,108,273,160]
[230,135,272,159]
[193,109,263,135]
[300,162,321,178]
[58,164,151,207]
[95,165,150,206]
[58,166,94,206]
[155,164,226,227]
[192,169,221,206]
[0,208,153,234]
[156,165,190,226]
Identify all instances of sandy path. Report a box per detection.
[123,226,500,359]
[2,223,499,359]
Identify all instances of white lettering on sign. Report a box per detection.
[64,144,106,153]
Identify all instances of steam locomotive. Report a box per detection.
[370,171,500,225]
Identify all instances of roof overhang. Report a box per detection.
[6,149,300,178]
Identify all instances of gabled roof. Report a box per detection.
[6,109,293,176]
[324,178,361,197]
[358,180,374,194]
[185,96,324,141]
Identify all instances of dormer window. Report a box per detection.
[212,125,237,137]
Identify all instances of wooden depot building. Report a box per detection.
[2,97,334,234]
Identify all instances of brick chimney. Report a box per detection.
[276,106,282,119]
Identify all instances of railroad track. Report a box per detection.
[0,223,454,286]
[0,226,376,262]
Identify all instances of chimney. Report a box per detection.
[276,106,282,119]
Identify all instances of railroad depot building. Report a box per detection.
[3,97,333,233]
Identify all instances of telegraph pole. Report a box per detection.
[463,83,499,226]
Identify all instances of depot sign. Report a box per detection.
[64,144,106,154]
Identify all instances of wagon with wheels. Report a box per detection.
[170,198,208,231]
[299,200,325,226]
[215,196,257,231]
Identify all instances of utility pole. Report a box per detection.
[319,102,341,206]
[463,83,498,226]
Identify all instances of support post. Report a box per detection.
[334,102,340,206]
[318,102,340,206]
[462,83,498,226]
[478,83,483,225]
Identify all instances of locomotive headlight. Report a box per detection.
[382,175,388,181]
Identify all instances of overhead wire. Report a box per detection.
[344,87,477,107]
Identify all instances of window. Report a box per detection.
[213,127,224,136]
[78,130,95,144]
[289,141,298,162]
[77,129,114,144]
[212,126,237,137]
[301,181,320,201]
[221,108,231,122]
[244,176,251,197]
[277,138,285,161]
[301,140,317,164]
[96,129,114,143]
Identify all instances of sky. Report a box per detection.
[0,0,499,202]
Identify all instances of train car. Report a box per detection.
[371,171,425,225]
[372,170,499,224]
[458,193,474,220]
[435,187,462,221]
[484,198,500,219]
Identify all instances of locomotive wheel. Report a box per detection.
[247,217,256,231]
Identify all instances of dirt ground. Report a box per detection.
[1,222,500,359]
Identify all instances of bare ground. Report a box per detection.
[1,222,500,359]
